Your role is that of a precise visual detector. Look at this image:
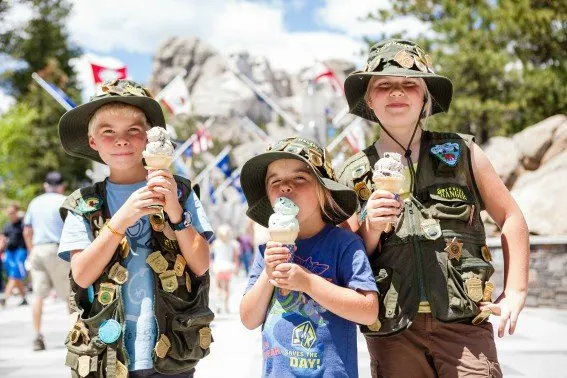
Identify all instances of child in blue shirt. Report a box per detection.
[240,136,378,377]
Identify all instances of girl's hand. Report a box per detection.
[146,169,182,221]
[479,289,527,338]
[114,186,164,230]
[264,241,291,279]
[365,189,403,233]
[269,263,311,293]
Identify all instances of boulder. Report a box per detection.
[481,136,522,187]
[540,119,567,165]
[512,114,567,170]
[511,150,567,235]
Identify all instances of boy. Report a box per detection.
[57,79,214,378]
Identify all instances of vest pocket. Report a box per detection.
[424,185,474,222]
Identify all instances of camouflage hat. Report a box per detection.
[344,39,453,123]
[241,136,358,228]
[58,79,165,163]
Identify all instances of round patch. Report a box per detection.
[98,319,122,344]
[354,182,371,201]
[87,285,95,303]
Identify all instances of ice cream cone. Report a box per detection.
[268,229,299,245]
[373,176,405,233]
[143,152,174,170]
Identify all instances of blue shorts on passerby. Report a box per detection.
[4,248,27,280]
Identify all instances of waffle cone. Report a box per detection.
[269,229,299,244]
[373,176,405,194]
[143,152,174,169]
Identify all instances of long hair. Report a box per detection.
[315,182,349,225]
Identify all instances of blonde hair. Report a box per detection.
[315,181,349,225]
[364,76,433,128]
[87,102,150,136]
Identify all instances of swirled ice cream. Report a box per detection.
[268,197,299,243]
[143,127,174,168]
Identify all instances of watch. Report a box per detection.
[170,211,192,231]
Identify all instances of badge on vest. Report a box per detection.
[481,245,492,262]
[185,272,192,293]
[98,282,116,305]
[159,270,178,292]
[99,319,122,344]
[199,327,212,349]
[155,334,171,358]
[430,142,460,167]
[465,277,483,302]
[116,360,128,378]
[354,181,371,201]
[147,251,169,274]
[421,218,442,240]
[78,355,91,377]
[77,196,103,214]
[444,237,463,260]
[108,262,128,285]
[367,318,382,332]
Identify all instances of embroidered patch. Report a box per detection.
[435,186,468,201]
[430,142,460,167]
[77,196,103,214]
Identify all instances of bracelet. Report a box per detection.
[105,222,125,237]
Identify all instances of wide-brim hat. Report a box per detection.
[345,39,453,123]
[241,136,358,228]
[59,79,165,163]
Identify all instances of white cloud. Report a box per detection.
[0,89,15,116]
[66,0,366,73]
[316,0,428,39]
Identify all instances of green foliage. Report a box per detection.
[366,0,567,142]
[0,0,88,208]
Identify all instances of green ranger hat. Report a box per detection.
[344,39,453,123]
[58,79,165,163]
[241,136,358,228]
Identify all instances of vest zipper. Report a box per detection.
[407,201,426,301]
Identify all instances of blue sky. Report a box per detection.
[2,0,426,102]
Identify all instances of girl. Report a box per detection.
[239,136,378,378]
[211,224,238,313]
[337,39,529,377]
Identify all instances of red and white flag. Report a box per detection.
[157,76,191,116]
[90,63,127,84]
[184,127,213,156]
[313,63,343,94]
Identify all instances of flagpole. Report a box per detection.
[331,105,349,127]
[193,145,232,185]
[241,117,270,143]
[154,69,188,102]
[226,62,302,132]
[173,117,216,160]
[327,118,364,151]
[31,73,73,111]
[212,166,242,198]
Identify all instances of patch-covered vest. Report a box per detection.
[60,175,214,377]
[337,131,495,336]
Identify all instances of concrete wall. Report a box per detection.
[487,236,567,309]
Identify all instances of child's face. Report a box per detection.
[266,159,322,225]
[88,110,149,170]
[367,76,425,129]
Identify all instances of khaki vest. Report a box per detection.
[337,131,495,336]
[60,176,214,377]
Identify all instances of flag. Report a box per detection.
[46,81,76,108]
[216,154,233,178]
[230,173,246,204]
[90,63,127,84]
[186,127,213,155]
[208,178,217,205]
[345,121,366,153]
[313,63,343,93]
[158,76,191,116]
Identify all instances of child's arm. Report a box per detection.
[358,190,402,256]
[70,186,163,288]
[470,143,529,338]
[240,242,289,329]
[148,170,210,276]
[271,263,378,325]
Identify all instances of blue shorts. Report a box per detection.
[4,248,27,280]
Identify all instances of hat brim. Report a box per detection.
[344,68,453,123]
[241,151,358,228]
[59,96,166,164]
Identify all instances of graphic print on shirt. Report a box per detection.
[263,255,330,373]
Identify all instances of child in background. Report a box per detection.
[240,136,378,378]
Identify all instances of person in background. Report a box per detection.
[2,202,28,307]
[211,224,239,313]
[236,232,254,277]
[23,171,69,351]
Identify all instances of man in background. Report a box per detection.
[1,202,29,307]
[23,171,69,351]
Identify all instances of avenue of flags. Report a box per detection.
[31,54,367,208]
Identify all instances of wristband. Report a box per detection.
[105,222,125,237]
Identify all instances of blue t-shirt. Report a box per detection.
[245,223,377,378]
[23,192,66,245]
[58,179,214,371]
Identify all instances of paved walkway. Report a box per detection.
[1,275,566,377]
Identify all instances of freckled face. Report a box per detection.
[266,159,322,225]
[88,112,148,169]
